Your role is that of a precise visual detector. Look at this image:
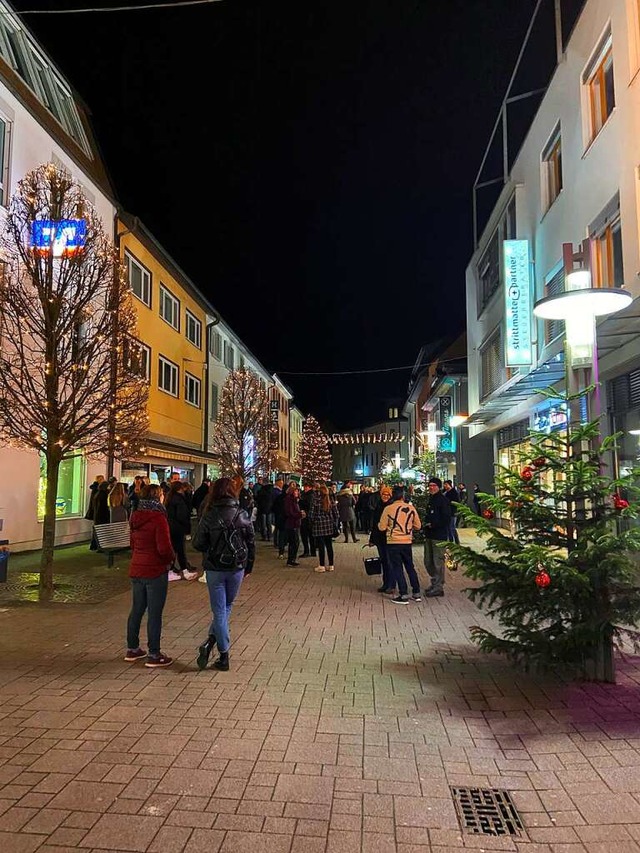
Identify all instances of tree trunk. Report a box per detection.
[39,452,60,594]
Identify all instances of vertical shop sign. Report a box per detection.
[438,396,456,452]
[503,239,532,366]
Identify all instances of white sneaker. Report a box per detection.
[168,570,182,582]
[326,565,335,572]
[198,573,207,584]
[183,570,198,581]
[314,566,326,573]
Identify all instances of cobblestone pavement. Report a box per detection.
[2,531,640,852]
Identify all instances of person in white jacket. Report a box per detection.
[378,485,422,605]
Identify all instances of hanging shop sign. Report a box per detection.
[503,239,532,367]
[438,396,456,453]
[31,219,87,257]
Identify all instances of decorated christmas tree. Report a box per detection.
[296,414,332,483]
[212,367,272,479]
[450,387,640,682]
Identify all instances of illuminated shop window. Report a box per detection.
[38,451,85,519]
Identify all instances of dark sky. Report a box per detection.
[10,0,582,430]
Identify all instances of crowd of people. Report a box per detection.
[86,470,480,672]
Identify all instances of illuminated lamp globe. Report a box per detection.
[533,287,632,321]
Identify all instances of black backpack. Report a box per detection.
[207,509,248,570]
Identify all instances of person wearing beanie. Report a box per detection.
[422,477,452,598]
[377,484,422,604]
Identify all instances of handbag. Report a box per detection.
[363,556,382,575]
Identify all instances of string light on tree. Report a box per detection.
[295,414,332,484]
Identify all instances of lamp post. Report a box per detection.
[533,239,631,681]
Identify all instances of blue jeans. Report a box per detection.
[205,570,244,652]
[387,544,420,597]
[127,573,169,656]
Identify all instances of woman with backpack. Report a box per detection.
[192,477,255,671]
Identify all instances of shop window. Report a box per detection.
[583,30,615,144]
[126,251,151,307]
[541,125,562,211]
[185,372,201,408]
[38,451,85,519]
[480,328,504,399]
[185,309,201,348]
[159,284,180,331]
[158,355,178,397]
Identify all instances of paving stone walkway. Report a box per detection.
[2,531,640,852]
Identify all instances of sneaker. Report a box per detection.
[412,593,422,602]
[168,570,182,582]
[198,573,207,584]
[299,553,311,558]
[424,588,444,598]
[124,648,147,662]
[314,566,326,573]
[377,586,388,593]
[183,569,199,581]
[353,539,360,543]
[391,596,409,605]
[326,565,335,572]
[277,553,285,560]
[145,654,173,668]
[286,562,300,567]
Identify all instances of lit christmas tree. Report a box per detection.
[212,367,272,479]
[450,387,640,682]
[296,414,332,483]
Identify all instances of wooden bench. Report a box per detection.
[93,521,131,567]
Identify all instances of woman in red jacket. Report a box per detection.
[124,484,176,668]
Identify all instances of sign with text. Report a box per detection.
[503,239,532,366]
[438,396,456,453]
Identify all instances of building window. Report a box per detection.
[125,251,151,307]
[583,31,615,143]
[123,338,150,380]
[223,340,235,369]
[38,451,85,519]
[210,329,222,360]
[158,355,179,397]
[591,202,624,289]
[543,263,565,345]
[159,284,180,331]
[211,382,219,419]
[185,309,202,348]
[480,328,504,399]
[541,125,562,210]
[0,115,10,207]
[185,372,201,408]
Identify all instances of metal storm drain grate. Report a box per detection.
[451,787,524,837]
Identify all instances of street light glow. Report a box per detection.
[533,287,632,320]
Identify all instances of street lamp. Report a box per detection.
[533,239,631,681]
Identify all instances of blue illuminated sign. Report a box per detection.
[31,219,87,257]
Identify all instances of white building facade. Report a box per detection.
[466,0,640,488]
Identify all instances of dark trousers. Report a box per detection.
[387,544,420,597]
[343,519,357,542]
[316,534,334,567]
[376,541,394,590]
[127,573,169,656]
[447,517,460,544]
[276,526,287,554]
[287,529,300,563]
[170,531,188,571]
[360,510,373,533]
[300,518,316,555]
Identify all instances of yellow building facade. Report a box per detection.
[116,213,217,485]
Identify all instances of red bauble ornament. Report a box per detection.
[532,456,546,469]
[520,466,534,482]
[535,570,551,588]
[613,495,630,511]
[482,508,495,520]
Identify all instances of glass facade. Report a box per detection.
[37,452,85,519]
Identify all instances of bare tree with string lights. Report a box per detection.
[0,164,149,594]
[211,366,273,480]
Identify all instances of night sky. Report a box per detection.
[10,0,583,430]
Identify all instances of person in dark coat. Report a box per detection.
[472,483,481,515]
[298,484,317,558]
[85,475,104,520]
[309,484,339,572]
[283,483,303,566]
[125,483,175,668]
[165,482,198,581]
[88,480,111,550]
[255,482,275,540]
[192,478,211,516]
[192,477,255,672]
[368,484,394,593]
[422,477,452,598]
[443,480,460,545]
[337,485,359,543]
[271,480,287,556]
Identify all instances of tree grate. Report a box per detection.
[451,786,524,837]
